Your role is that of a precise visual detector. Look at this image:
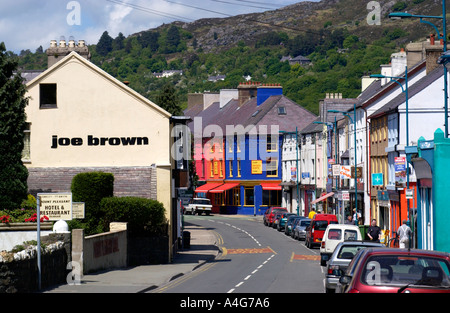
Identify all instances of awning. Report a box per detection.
[261,182,282,191]
[195,182,223,193]
[209,182,240,193]
[310,192,334,205]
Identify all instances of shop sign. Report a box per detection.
[290,166,297,180]
[406,189,414,199]
[301,172,310,179]
[251,160,262,174]
[332,164,341,177]
[372,173,383,186]
[51,135,149,149]
[72,202,85,219]
[38,193,72,221]
[340,166,351,180]
[342,191,350,201]
[395,156,407,186]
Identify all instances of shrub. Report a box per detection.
[99,197,167,236]
[70,172,114,235]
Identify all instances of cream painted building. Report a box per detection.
[24,48,174,259]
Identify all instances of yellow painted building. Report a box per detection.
[24,46,174,259]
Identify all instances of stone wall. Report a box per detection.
[0,234,70,293]
[27,166,157,199]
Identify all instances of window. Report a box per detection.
[266,158,278,176]
[244,188,254,206]
[262,190,281,206]
[277,107,286,115]
[237,159,241,177]
[22,123,31,161]
[229,160,233,177]
[266,135,277,152]
[40,84,57,108]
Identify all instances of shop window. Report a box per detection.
[262,190,281,206]
[40,84,57,108]
[244,188,254,206]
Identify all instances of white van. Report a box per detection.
[320,224,362,266]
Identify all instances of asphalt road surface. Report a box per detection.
[155,214,326,294]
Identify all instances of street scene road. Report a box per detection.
[154,214,325,293]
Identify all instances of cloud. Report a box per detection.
[1,0,303,53]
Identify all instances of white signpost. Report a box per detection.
[36,193,73,290]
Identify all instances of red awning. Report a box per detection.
[260,182,282,191]
[310,192,334,205]
[209,182,240,193]
[195,182,223,193]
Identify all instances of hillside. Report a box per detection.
[16,0,445,114]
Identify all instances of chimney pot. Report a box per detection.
[430,34,435,45]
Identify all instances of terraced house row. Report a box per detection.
[186,35,450,253]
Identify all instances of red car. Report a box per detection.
[263,207,287,227]
[305,214,338,248]
[337,248,450,293]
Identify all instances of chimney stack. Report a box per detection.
[46,36,91,68]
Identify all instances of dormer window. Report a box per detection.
[277,107,286,115]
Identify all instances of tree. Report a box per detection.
[96,31,113,56]
[0,42,29,209]
[156,83,182,115]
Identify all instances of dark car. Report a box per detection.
[277,213,296,231]
[325,241,384,293]
[285,216,305,236]
[336,248,450,293]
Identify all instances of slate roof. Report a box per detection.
[368,64,444,119]
[185,92,317,137]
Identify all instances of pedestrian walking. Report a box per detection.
[397,220,412,249]
[367,219,381,242]
[308,208,316,219]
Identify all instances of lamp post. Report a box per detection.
[328,103,358,224]
[389,5,447,138]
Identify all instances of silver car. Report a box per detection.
[324,241,384,293]
[293,218,311,240]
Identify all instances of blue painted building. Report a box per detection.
[185,83,317,215]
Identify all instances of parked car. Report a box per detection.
[336,248,450,293]
[263,207,287,227]
[272,212,284,229]
[277,213,296,231]
[320,224,362,266]
[285,216,303,236]
[305,214,338,249]
[293,218,311,240]
[325,241,384,293]
[183,198,212,215]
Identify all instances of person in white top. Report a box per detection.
[397,220,412,249]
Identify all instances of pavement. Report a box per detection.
[41,222,221,293]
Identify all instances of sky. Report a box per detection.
[1,0,309,54]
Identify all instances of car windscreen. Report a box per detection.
[314,220,330,230]
[361,255,450,288]
[337,245,369,260]
[300,220,310,227]
[193,199,210,205]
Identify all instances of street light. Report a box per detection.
[389,3,448,138]
[328,103,358,224]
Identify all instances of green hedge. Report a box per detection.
[99,197,167,236]
[70,172,114,235]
